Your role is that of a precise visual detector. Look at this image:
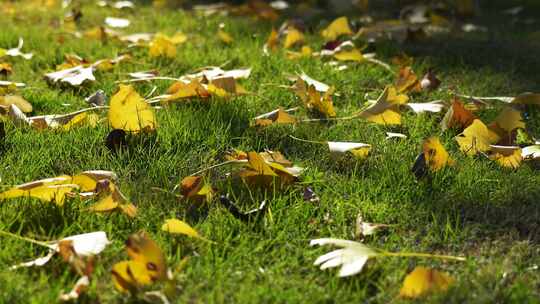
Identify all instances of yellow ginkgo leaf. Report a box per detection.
[356,86,407,125]
[400,267,454,298]
[286,46,313,59]
[112,232,167,293]
[170,32,187,44]
[264,28,279,53]
[108,85,156,133]
[87,182,137,218]
[162,219,211,242]
[0,175,78,205]
[254,108,297,126]
[0,95,32,113]
[166,79,210,102]
[294,79,336,117]
[423,137,453,171]
[149,34,177,58]
[333,48,364,62]
[489,145,522,169]
[217,29,233,44]
[283,27,304,49]
[62,112,99,131]
[491,107,525,133]
[455,119,499,156]
[321,17,353,41]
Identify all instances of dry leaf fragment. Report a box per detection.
[522,145,540,160]
[44,65,95,86]
[105,17,130,28]
[162,219,211,242]
[108,84,156,133]
[0,62,12,75]
[149,32,186,58]
[355,213,390,237]
[400,267,454,298]
[395,66,421,94]
[263,28,279,54]
[386,132,408,139]
[407,101,445,113]
[58,275,90,302]
[420,69,441,91]
[321,17,353,41]
[3,38,33,60]
[327,141,371,159]
[11,231,109,269]
[311,238,378,277]
[294,79,336,117]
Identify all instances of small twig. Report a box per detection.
[188,159,243,177]
[296,115,356,123]
[288,135,326,145]
[381,250,466,262]
[115,76,181,84]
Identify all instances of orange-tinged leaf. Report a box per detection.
[264,28,279,53]
[108,85,156,133]
[88,182,137,218]
[441,99,477,131]
[400,267,454,298]
[321,17,353,41]
[491,107,525,133]
[179,175,213,202]
[395,67,421,93]
[149,34,177,58]
[254,108,296,126]
[166,79,210,101]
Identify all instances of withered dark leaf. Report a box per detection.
[219,195,267,223]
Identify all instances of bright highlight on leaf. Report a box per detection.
[400,267,454,298]
[283,27,304,49]
[108,85,156,133]
[422,136,453,172]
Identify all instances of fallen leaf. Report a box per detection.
[162,219,211,242]
[3,38,33,60]
[217,29,234,44]
[455,119,499,156]
[108,85,156,133]
[522,145,540,160]
[44,65,95,86]
[0,95,32,113]
[422,136,453,172]
[88,180,138,218]
[356,86,408,125]
[58,275,90,301]
[283,27,304,49]
[310,238,378,277]
[395,66,421,94]
[254,107,297,126]
[112,231,167,293]
[407,101,445,113]
[105,17,130,28]
[441,99,477,131]
[321,17,353,41]
[327,141,371,160]
[400,267,454,298]
[179,175,214,203]
[489,145,522,169]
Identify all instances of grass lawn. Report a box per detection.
[1,0,540,303]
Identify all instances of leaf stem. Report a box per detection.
[0,230,54,249]
[288,135,327,145]
[189,159,243,177]
[381,250,466,262]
